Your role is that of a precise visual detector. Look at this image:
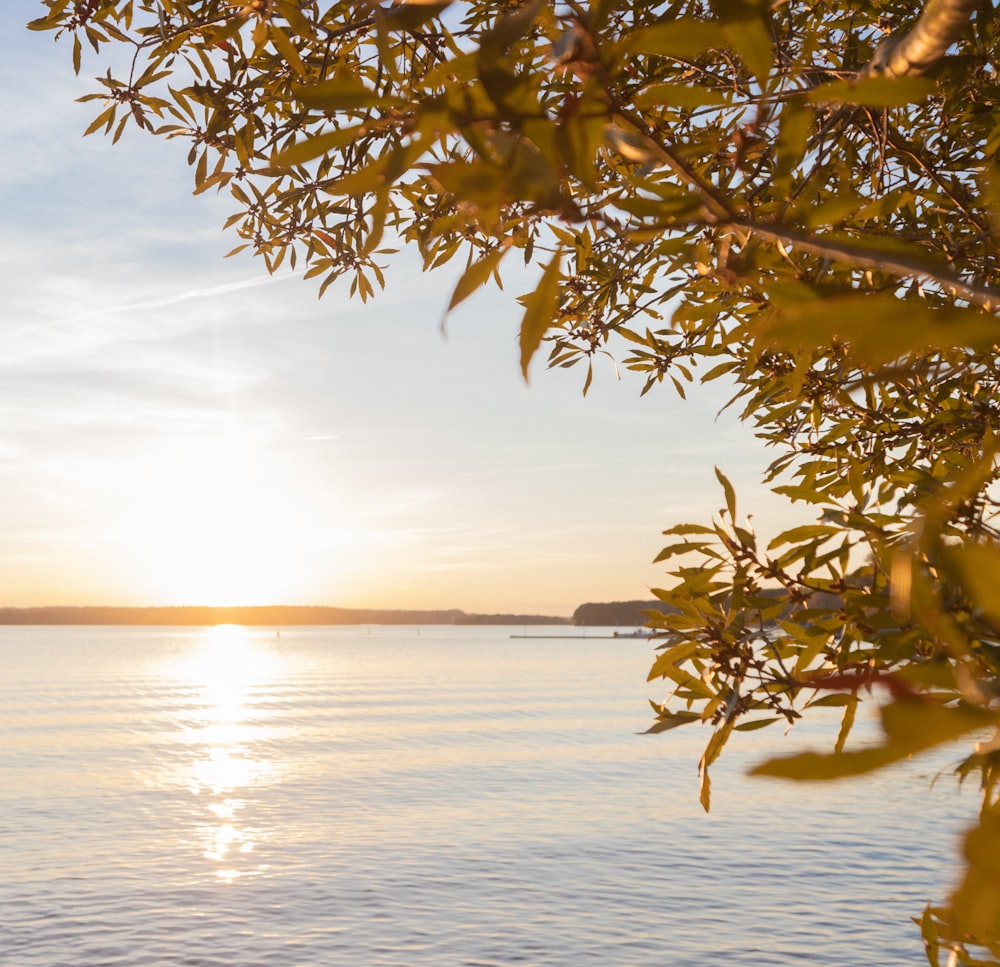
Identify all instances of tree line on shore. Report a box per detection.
[0,604,644,627]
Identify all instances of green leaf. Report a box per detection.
[274,0,315,37]
[323,157,392,197]
[752,744,903,780]
[519,251,562,381]
[804,193,867,230]
[28,10,68,31]
[834,693,857,754]
[702,719,734,769]
[699,719,735,812]
[708,0,774,81]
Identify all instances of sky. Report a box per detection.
[0,3,795,616]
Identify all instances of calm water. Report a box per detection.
[0,625,980,966]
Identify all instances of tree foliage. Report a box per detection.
[31,0,1000,960]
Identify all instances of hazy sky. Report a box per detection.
[2,4,793,615]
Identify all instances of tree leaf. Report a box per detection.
[768,525,837,549]
[734,717,782,731]
[479,0,545,66]
[644,709,701,733]
[445,247,508,314]
[647,640,700,681]
[519,251,562,381]
[808,75,936,107]
[944,541,1000,627]
[757,293,1000,364]
[715,467,736,519]
[268,23,306,76]
[626,17,722,60]
[271,127,363,168]
[949,810,1000,945]
[631,83,729,109]
[752,701,997,781]
[721,17,772,83]
[381,1,453,33]
[293,75,388,112]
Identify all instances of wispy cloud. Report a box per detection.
[56,270,304,329]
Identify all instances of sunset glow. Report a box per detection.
[135,472,306,607]
[0,8,789,615]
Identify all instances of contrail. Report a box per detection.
[58,269,303,326]
[3,270,305,365]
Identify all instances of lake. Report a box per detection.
[0,624,979,965]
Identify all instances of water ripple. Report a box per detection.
[0,626,976,966]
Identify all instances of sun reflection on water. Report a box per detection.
[185,624,276,884]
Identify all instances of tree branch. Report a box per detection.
[728,218,1000,311]
[862,0,980,79]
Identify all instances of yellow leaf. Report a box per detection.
[626,17,722,60]
[757,292,1000,364]
[808,75,936,108]
[446,247,508,314]
[715,467,736,519]
[83,104,116,137]
[647,640,700,681]
[721,17,772,83]
[945,541,1000,627]
[519,251,562,381]
[381,0,453,32]
[271,127,364,168]
[268,23,306,76]
[751,701,997,781]
[274,0,315,37]
[293,75,387,113]
[949,811,1000,945]
[631,83,729,109]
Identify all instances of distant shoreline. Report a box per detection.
[0,605,571,627]
[0,599,672,628]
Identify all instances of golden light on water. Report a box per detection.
[185,624,276,883]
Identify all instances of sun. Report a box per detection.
[148,487,318,605]
[128,450,314,606]
[113,441,386,607]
